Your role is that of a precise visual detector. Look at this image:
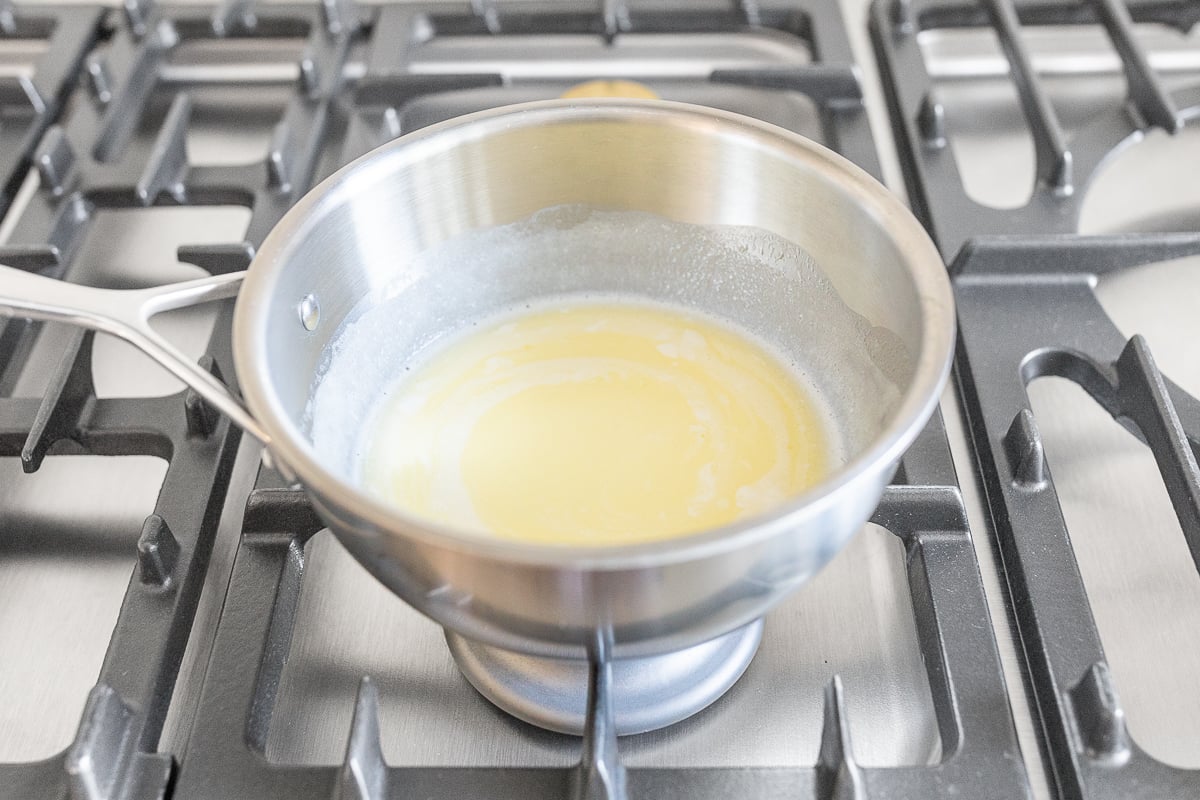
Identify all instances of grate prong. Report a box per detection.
[0,0,14,35]
[1114,335,1200,575]
[338,677,388,800]
[570,629,626,800]
[35,126,77,195]
[470,0,500,34]
[21,327,94,473]
[815,675,863,800]
[123,0,155,38]
[890,0,915,34]
[917,92,946,148]
[135,93,190,205]
[1090,0,1180,133]
[183,355,224,439]
[320,0,358,38]
[1066,662,1130,765]
[138,514,180,589]
[1003,409,1046,489]
[981,0,1074,195]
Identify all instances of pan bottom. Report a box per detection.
[445,619,763,736]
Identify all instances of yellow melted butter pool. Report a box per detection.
[362,301,833,546]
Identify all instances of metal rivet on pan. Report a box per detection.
[298,294,320,331]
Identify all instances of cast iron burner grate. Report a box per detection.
[2,2,1030,799]
[0,3,101,222]
[872,1,1200,798]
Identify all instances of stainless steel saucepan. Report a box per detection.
[0,101,954,668]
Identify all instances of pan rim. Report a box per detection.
[233,98,955,569]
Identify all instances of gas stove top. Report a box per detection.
[0,1,1197,799]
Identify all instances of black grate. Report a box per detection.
[0,275,243,795]
[0,3,103,219]
[871,0,1200,260]
[872,1,1200,798]
[0,0,352,796]
[0,0,358,277]
[2,2,1034,799]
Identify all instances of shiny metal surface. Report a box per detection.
[234,100,953,664]
[0,265,266,441]
[446,620,763,736]
[0,99,955,668]
[1,16,950,768]
[259,15,941,771]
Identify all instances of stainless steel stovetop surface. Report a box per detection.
[1,3,1197,797]
[265,524,936,768]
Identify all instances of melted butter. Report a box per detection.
[361,302,831,546]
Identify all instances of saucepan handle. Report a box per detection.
[0,262,271,445]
